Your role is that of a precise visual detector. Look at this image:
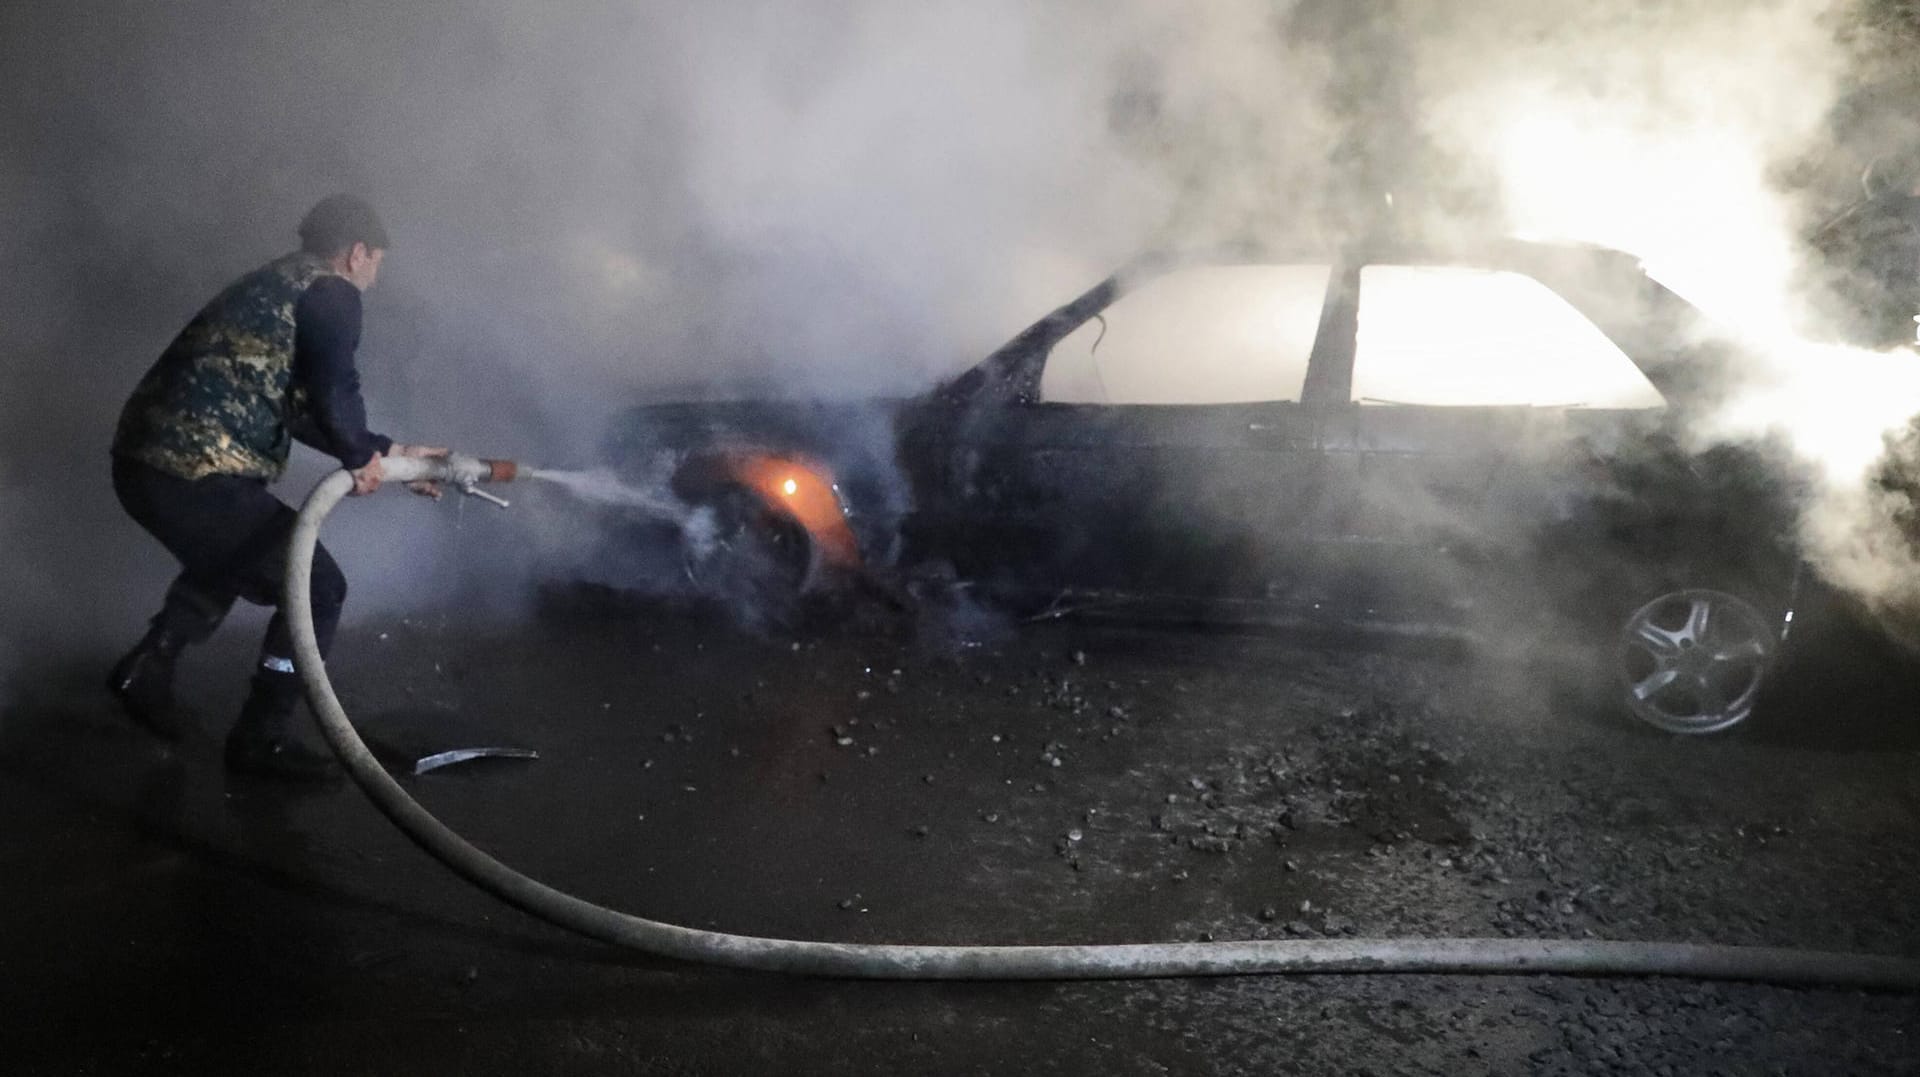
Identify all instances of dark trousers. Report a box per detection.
[111,456,346,664]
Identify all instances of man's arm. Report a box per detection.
[290,276,393,470]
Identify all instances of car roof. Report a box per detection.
[939,235,1732,408]
[1119,236,1647,279]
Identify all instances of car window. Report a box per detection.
[1352,266,1665,408]
[1041,265,1331,404]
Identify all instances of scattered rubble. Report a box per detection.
[296,611,1920,1073]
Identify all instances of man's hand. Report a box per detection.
[349,451,385,496]
[387,442,451,500]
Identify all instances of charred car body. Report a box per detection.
[597,239,1805,734]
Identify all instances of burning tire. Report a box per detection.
[682,486,813,629]
[1614,587,1780,734]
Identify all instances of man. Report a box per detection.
[108,194,443,781]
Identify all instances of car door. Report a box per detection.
[1313,261,1668,623]
[927,262,1340,607]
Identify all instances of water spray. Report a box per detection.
[526,465,691,519]
[283,457,1920,989]
[435,455,680,517]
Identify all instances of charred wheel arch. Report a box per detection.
[672,449,864,602]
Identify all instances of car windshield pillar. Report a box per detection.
[1300,262,1361,408]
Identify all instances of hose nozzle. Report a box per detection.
[381,453,519,508]
[448,454,516,509]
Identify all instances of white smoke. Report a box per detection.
[7,0,1920,649]
[1407,0,1920,624]
[0,0,1326,630]
[1420,0,1847,336]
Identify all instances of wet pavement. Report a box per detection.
[3,594,1919,1074]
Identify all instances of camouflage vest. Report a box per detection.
[113,253,343,481]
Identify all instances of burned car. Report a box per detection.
[596,239,1805,735]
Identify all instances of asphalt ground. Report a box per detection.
[2,593,1918,1075]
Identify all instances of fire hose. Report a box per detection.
[286,454,1920,989]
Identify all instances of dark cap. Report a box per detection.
[298,194,391,256]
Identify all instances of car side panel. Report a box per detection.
[924,401,1332,601]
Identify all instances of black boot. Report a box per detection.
[106,624,191,741]
[224,672,341,783]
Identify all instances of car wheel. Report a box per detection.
[683,487,812,629]
[1615,587,1778,734]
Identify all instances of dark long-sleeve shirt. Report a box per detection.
[290,275,392,470]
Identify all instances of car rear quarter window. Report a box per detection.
[1041,264,1330,405]
[1352,266,1666,409]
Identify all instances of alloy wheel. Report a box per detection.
[1616,588,1777,734]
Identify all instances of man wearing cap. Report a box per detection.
[108,194,444,781]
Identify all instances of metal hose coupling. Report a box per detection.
[384,453,519,508]
[448,454,519,486]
